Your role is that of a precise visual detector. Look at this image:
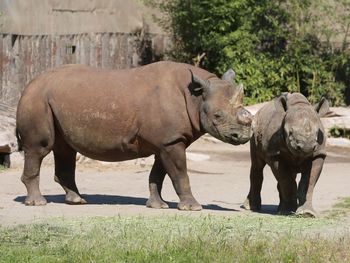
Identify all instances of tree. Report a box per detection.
[145,0,350,105]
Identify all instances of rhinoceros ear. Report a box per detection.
[314,97,329,117]
[274,94,287,112]
[221,69,236,83]
[189,69,210,95]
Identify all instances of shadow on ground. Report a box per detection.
[258,204,279,215]
[14,194,237,212]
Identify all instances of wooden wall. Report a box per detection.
[0,32,169,106]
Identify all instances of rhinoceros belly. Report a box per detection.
[57,118,153,161]
[49,97,154,162]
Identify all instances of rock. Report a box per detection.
[327,138,350,147]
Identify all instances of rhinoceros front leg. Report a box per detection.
[272,161,298,215]
[296,157,325,217]
[159,142,202,211]
[146,155,169,209]
[242,142,266,211]
[242,158,266,211]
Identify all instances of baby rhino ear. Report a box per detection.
[274,94,287,112]
[314,97,329,117]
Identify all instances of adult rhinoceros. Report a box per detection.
[16,61,252,210]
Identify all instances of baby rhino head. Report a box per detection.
[275,95,329,157]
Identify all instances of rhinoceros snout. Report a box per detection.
[227,132,250,145]
[289,138,318,155]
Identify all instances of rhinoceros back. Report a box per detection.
[17,62,206,161]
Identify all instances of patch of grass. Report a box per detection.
[334,197,350,210]
[0,214,349,263]
[326,197,350,219]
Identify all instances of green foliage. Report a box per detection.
[329,125,350,139]
[0,214,349,262]
[145,0,350,105]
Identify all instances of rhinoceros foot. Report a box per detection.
[65,192,87,205]
[178,198,202,211]
[295,205,317,218]
[24,195,47,206]
[241,197,261,211]
[277,201,297,216]
[146,197,169,209]
[277,210,295,216]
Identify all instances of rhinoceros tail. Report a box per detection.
[15,128,23,152]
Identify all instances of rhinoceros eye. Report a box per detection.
[213,111,225,126]
[214,111,225,120]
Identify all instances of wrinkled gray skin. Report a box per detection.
[242,93,329,217]
[16,62,253,211]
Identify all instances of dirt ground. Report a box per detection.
[1,136,350,225]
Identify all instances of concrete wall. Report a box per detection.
[0,0,164,35]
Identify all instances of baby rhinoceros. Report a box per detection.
[242,93,329,217]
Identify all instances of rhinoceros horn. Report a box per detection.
[230,83,244,105]
[190,70,210,93]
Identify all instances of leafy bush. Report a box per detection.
[145,0,350,105]
[329,125,350,139]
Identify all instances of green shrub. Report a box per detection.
[145,0,350,105]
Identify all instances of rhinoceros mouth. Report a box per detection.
[223,134,250,145]
[286,139,316,157]
[287,145,315,157]
[211,122,251,145]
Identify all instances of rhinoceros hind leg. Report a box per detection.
[53,137,86,205]
[241,197,261,211]
[18,101,54,206]
[146,155,169,209]
[160,143,202,211]
[21,152,48,206]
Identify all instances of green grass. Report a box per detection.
[325,197,350,219]
[333,197,350,210]
[0,213,349,263]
